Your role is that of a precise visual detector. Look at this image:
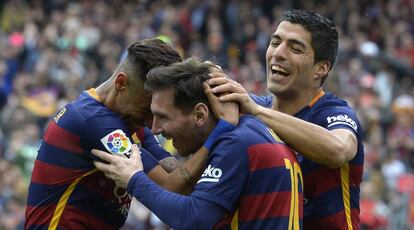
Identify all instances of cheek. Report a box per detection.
[265,47,273,61]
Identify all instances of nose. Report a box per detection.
[270,42,287,61]
[144,116,153,129]
[151,117,162,135]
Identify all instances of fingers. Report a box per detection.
[203,82,220,106]
[203,82,214,97]
[93,160,109,172]
[207,76,234,86]
[91,148,115,162]
[93,160,115,181]
[130,144,140,160]
[218,93,242,103]
[210,83,244,95]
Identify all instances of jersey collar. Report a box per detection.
[86,88,102,102]
[308,89,325,108]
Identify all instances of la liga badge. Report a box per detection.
[101,129,132,157]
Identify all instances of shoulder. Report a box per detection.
[56,92,128,140]
[214,115,274,153]
[250,94,273,108]
[311,92,362,136]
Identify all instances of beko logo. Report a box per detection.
[327,114,358,131]
[197,165,222,183]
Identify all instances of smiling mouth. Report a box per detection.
[270,65,290,77]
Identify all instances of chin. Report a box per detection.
[177,146,200,157]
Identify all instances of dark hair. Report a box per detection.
[145,58,216,113]
[281,9,338,85]
[124,39,183,83]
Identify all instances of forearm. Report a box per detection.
[128,171,224,229]
[162,147,208,195]
[161,119,235,194]
[255,106,352,167]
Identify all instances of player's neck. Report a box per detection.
[271,88,322,115]
[202,118,220,142]
[95,80,116,109]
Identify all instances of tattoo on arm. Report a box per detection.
[178,164,193,185]
[159,157,179,173]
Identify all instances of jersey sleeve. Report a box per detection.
[79,113,158,173]
[127,171,225,230]
[191,135,249,212]
[313,106,362,138]
[250,94,273,108]
[136,127,173,161]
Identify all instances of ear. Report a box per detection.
[193,103,210,126]
[114,72,128,91]
[314,60,330,82]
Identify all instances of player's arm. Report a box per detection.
[206,75,357,168]
[135,127,179,173]
[252,107,357,168]
[94,118,237,195]
[94,123,245,229]
[145,147,209,195]
[95,145,225,229]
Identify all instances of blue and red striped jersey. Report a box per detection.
[192,115,303,229]
[252,91,364,230]
[25,89,158,230]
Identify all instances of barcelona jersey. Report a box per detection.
[193,115,303,229]
[252,91,364,230]
[25,89,158,230]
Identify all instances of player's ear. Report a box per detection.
[313,60,330,84]
[114,72,128,91]
[193,103,209,126]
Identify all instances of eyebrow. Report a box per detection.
[271,34,307,50]
[152,110,168,118]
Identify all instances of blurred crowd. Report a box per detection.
[0,0,414,229]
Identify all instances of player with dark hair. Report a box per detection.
[92,58,303,229]
[25,39,216,229]
[207,9,364,230]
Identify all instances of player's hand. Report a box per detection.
[208,71,246,94]
[92,144,143,189]
[207,74,260,116]
[203,82,239,126]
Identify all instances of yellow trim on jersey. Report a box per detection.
[308,90,325,107]
[231,209,239,230]
[267,128,284,144]
[48,169,98,230]
[86,88,101,102]
[131,132,141,145]
[340,163,353,230]
[284,159,301,230]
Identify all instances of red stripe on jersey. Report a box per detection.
[31,160,89,185]
[25,204,114,229]
[25,204,55,228]
[349,164,363,185]
[136,128,145,142]
[44,121,83,154]
[247,143,296,171]
[304,165,363,196]
[304,167,340,196]
[214,216,232,229]
[238,191,298,220]
[304,208,360,230]
[56,204,114,229]
[81,171,120,200]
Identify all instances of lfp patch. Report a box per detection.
[100,129,132,157]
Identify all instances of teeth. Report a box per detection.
[271,65,289,74]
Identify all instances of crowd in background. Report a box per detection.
[0,0,414,229]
